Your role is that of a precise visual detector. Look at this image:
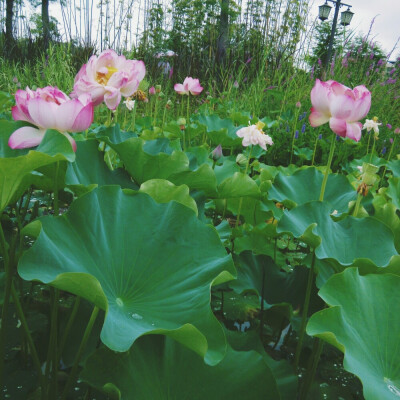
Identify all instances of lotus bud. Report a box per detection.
[155,84,162,93]
[236,153,248,166]
[211,144,223,160]
[149,86,156,95]
[177,117,186,129]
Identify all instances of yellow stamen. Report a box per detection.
[96,67,118,85]
[373,116,379,122]
[255,121,265,132]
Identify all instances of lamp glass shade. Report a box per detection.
[319,3,332,21]
[340,9,354,26]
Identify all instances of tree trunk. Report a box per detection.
[42,0,50,50]
[5,0,14,55]
[216,0,229,66]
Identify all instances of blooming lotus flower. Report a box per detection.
[71,49,146,110]
[236,121,273,151]
[9,86,93,151]
[309,79,371,142]
[174,77,203,96]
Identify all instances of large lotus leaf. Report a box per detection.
[386,159,400,177]
[349,154,386,172]
[169,164,218,197]
[0,119,29,157]
[18,186,236,364]
[214,159,241,184]
[110,137,189,184]
[386,177,400,210]
[90,123,137,144]
[268,167,356,213]
[230,251,312,311]
[139,179,198,215]
[278,201,397,267]
[65,139,137,196]
[307,267,400,400]
[225,329,297,399]
[81,334,279,399]
[218,172,260,199]
[372,194,400,253]
[0,129,75,212]
[197,114,243,148]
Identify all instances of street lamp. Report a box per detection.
[318,0,354,65]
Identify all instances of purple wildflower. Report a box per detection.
[387,124,392,130]
[382,147,387,155]
[318,134,322,140]
[295,130,299,139]
[301,123,306,133]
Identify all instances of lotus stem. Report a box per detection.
[186,96,191,147]
[299,338,324,400]
[53,161,59,216]
[58,296,81,364]
[369,136,376,163]
[294,251,316,371]
[235,146,253,228]
[379,136,397,188]
[11,283,45,393]
[353,193,363,217]
[0,221,11,392]
[61,306,99,400]
[319,135,336,201]
[311,134,319,166]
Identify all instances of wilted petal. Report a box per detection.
[8,126,45,149]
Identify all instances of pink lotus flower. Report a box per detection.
[9,86,93,151]
[174,77,203,96]
[309,79,371,142]
[71,49,146,110]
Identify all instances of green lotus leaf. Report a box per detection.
[0,119,29,157]
[307,267,400,400]
[214,159,241,184]
[91,123,137,144]
[268,167,356,213]
[169,163,218,197]
[110,137,189,184]
[197,114,243,148]
[81,335,279,399]
[65,139,137,196]
[372,194,400,253]
[386,177,400,210]
[230,251,310,311]
[18,186,236,364]
[386,160,400,177]
[0,129,75,212]
[139,179,198,215]
[225,329,297,399]
[218,172,260,199]
[278,201,397,267]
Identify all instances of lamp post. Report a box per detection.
[318,0,354,66]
